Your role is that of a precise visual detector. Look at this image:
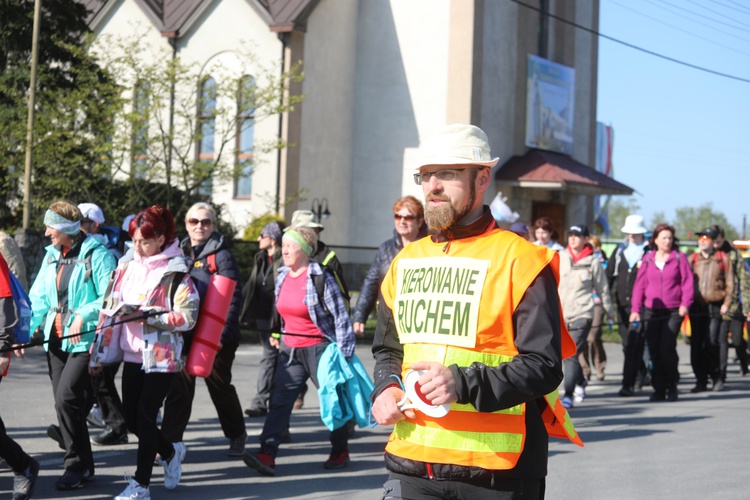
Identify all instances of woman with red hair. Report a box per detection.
[630,223,693,402]
[90,205,200,499]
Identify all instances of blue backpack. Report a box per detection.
[8,271,31,344]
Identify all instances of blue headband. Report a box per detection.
[44,209,80,235]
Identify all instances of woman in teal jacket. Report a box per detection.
[28,200,116,491]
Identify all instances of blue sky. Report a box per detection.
[597,0,750,237]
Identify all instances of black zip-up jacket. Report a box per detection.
[240,247,282,323]
[371,207,563,481]
[180,232,242,346]
[606,242,652,307]
[352,227,428,325]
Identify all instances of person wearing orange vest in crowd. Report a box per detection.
[371,124,582,500]
[688,227,733,393]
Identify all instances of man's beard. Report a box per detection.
[424,184,476,231]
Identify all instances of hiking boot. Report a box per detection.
[227,432,247,457]
[87,404,105,429]
[114,475,150,500]
[161,443,183,490]
[667,388,679,402]
[55,469,85,490]
[244,407,268,418]
[91,427,128,446]
[690,383,708,393]
[243,451,275,476]
[324,449,350,470]
[12,457,39,500]
[47,424,65,450]
[649,392,666,402]
[618,386,635,397]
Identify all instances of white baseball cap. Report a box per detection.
[78,203,105,224]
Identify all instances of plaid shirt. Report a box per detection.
[275,261,355,358]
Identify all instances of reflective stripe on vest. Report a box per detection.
[389,343,526,469]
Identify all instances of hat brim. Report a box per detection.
[620,226,648,234]
[415,156,499,171]
[284,224,324,231]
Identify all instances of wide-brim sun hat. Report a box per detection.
[621,215,648,235]
[415,124,499,171]
[284,210,324,231]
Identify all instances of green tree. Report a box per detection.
[91,32,304,224]
[0,0,122,229]
[607,196,641,239]
[670,204,739,241]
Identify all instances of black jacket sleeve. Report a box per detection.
[352,241,393,324]
[371,288,405,400]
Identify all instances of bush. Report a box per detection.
[241,213,285,241]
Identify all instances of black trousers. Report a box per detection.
[617,303,646,388]
[162,343,246,442]
[0,377,32,475]
[689,302,722,385]
[121,362,177,487]
[719,316,748,379]
[91,361,127,434]
[382,473,545,500]
[642,307,682,395]
[46,338,94,474]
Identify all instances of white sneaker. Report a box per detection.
[573,385,586,403]
[114,475,150,499]
[163,443,184,490]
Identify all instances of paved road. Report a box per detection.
[1,339,748,499]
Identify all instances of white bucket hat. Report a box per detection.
[621,215,648,235]
[415,124,499,171]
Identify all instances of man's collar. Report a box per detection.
[431,206,496,249]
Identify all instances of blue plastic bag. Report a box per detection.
[8,270,31,344]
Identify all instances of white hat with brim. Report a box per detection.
[415,124,499,171]
[285,210,324,231]
[621,215,648,235]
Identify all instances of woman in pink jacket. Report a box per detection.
[630,223,694,402]
[91,206,200,500]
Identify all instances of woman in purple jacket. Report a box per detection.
[630,223,694,402]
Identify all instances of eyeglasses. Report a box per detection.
[394,214,417,221]
[413,168,479,185]
[188,218,213,227]
[698,235,712,242]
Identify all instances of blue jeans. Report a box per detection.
[259,341,348,456]
[563,318,591,396]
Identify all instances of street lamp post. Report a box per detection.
[311,198,330,224]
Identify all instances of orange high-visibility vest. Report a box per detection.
[380,229,583,470]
